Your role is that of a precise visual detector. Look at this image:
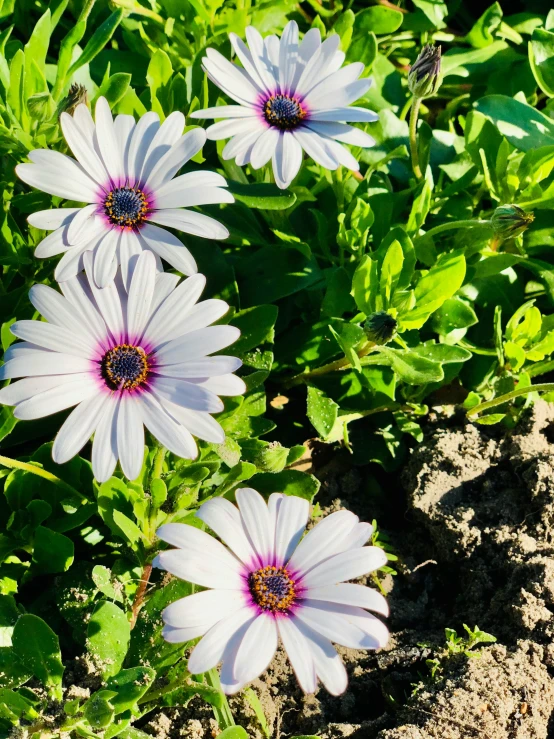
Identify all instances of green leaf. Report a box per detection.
[218,727,249,739]
[231,305,278,353]
[307,385,339,439]
[12,615,64,697]
[32,526,74,574]
[431,297,478,334]
[475,95,554,150]
[92,72,132,106]
[378,347,444,384]
[227,181,297,210]
[466,3,502,48]
[112,510,146,547]
[380,240,404,309]
[249,470,320,501]
[352,255,378,315]
[354,6,403,34]
[411,343,472,364]
[68,9,124,77]
[401,252,466,330]
[84,690,116,729]
[87,602,130,679]
[529,28,554,97]
[106,667,156,713]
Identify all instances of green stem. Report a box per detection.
[150,445,166,485]
[0,454,86,501]
[413,219,491,245]
[206,668,235,729]
[466,382,554,417]
[409,96,423,180]
[284,342,375,388]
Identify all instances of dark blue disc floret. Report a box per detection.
[104,186,148,228]
[101,344,149,391]
[264,94,306,130]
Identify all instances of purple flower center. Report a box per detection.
[249,565,297,612]
[104,186,148,229]
[101,344,150,391]
[264,94,306,130]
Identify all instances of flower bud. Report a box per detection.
[59,83,89,117]
[364,312,397,346]
[28,92,56,121]
[408,45,442,99]
[491,204,534,240]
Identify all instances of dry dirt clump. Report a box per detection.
[142,403,554,739]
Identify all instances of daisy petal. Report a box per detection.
[273,131,302,189]
[163,404,225,444]
[60,111,109,186]
[275,494,310,566]
[233,612,278,684]
[155,325,240,365]
[53,393,110,463]
[197,497,258,566]
[16,155,99,203]
[301,547,388,588]
[279,20,299,94]
[140,391,197,459]
[287,510,359,575]
[92,397,119,483]
[154,526,245,590]
[306,583,389,617]
[295,602,381,650]
[13,377,97,420]
[138,224,198,276]
[95,97,124,184]
[236,487,273,564]
[190,105,259,119]
[162,589,246,629]
[187,606,256,675]
[277,616,317,694]
[28,208,79,231]
[148,209,229,240]
[127,251,156,341]
[250,127,280,169]
[309,106,379,123]
[126,111,160,185]
[294,618,348,696]
[146,128,206,193]
[152,376,224,413]
[117,394,144,480]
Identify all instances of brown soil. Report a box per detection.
[143,401,554,739]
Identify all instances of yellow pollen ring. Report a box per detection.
[249,565,297,613]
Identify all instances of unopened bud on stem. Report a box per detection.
[408,44,442,99]
[364,312,397,346]
[59,83,89,117]
[491,204,534,240]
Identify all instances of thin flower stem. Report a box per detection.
[283,342,375,388]
[206,668,235,729]
[130,563,152,630]
[409,96,423,180]
[413,219,491,245]
[0,454,87,501]
[150,445,166,485]
[466,383,554,418]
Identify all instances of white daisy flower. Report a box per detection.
[17,97,234,289]
[190,21,378,189]
[0,251,245,482]
[154,488,389,695]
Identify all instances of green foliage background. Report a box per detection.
[1,0,554,735]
